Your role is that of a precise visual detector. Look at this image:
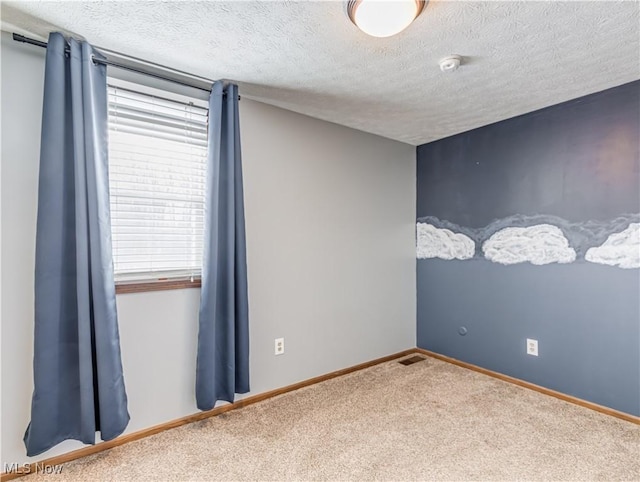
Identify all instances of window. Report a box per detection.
[107,80,209,284]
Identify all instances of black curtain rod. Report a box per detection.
[12,33,215,94]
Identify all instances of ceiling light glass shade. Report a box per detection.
[348,0,426,38]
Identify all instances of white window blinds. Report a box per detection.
[107,84,209,282]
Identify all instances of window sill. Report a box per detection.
[115,278,201,295]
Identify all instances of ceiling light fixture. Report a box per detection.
[347,0,426,38]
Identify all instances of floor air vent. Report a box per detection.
[398,355,426,366]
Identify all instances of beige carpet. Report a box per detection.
[29,355,639,481]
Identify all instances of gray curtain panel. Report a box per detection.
[24,33,129,456]
[196,82,250,410]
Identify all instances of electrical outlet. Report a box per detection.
[274,337,284,356]
[526,338,538,356]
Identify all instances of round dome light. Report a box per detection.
[348,0,426,38]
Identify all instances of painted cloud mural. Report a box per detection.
[416,223,475,260]
[482,224,576,266]
[585,223,640,269]
[416,214,639,269]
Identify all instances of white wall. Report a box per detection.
[0,31,416,467]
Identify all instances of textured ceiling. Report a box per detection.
[2,1,639,146]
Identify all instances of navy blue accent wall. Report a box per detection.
[417,82,639,227]
[416,81,640,416]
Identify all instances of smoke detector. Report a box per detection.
[439,55,462,72]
